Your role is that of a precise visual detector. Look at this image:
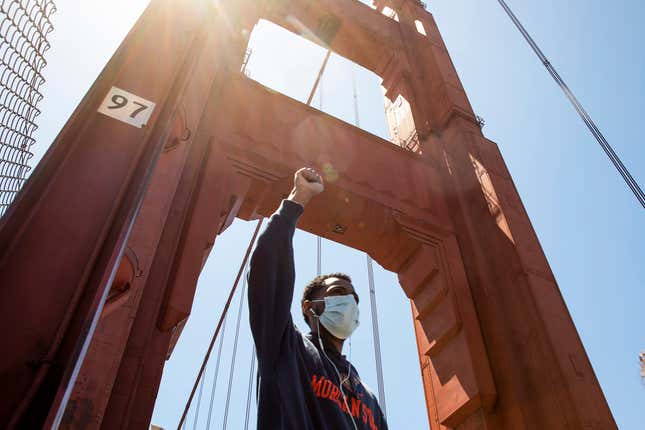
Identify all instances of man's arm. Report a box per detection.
[247,168,324,375]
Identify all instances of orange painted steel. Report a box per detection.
[0,0,616,429]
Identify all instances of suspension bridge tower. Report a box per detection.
[0,0,617,429]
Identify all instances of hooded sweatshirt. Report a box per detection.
[248,199,388,430]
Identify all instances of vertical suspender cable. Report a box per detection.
[177,219,264,430]
[351,69,360,129]
[319,64,324,110]
[191,368,206,430]
[316,236,322,277]
[307,49,332,276]
[496,0,645,209]
[222,265,250,430]
[316,64,325,277]
[352,67,387,413]
[243,348,257,430]
[366,256,387,416]
[205,313,227,429]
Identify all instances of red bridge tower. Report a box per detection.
[0,0,616,428]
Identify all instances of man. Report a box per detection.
[248,167,388,430]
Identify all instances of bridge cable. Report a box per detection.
[351,67,388,414]
[243,347,257,430]
[192,367,206,430]
[222,264,250,430]
[307,49,333,276]
[176,219,264,430]
[205,312,228,429]
[496,0,644,209]
[366,255,387,416]
[317,236,322,276]
[316,53,328,276]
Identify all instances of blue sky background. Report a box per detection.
[28,0,643,428]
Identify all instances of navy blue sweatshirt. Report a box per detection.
[248,200,388,430]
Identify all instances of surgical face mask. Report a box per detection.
[312,294,360,340]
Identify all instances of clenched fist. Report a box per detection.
[288,167,324,207]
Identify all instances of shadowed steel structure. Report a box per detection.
[0,0,56,215]
[0,0,617,429]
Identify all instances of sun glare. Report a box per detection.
[244,20,390,141]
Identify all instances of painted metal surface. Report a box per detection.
[0,0,616,429]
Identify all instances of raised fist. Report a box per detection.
[288,167,324,207]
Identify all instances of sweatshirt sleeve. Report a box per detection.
[248,199,304,375]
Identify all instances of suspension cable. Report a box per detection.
[351,66,387,412]
[351,69,360,129]
[243,347,257,430]
[192,368,206,430]
[317,64,325,277]
[366,256,387,416]
[496,0,644,209]
[317,236,322,276]
[205,312,228,429]
[222,264,250,429]
[307,49,332,276]
[352,69,387,416]
[177,219,264,430]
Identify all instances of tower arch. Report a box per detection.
[0,0,616,429]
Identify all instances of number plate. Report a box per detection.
[98,86,156,128]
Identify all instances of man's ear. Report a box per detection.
[302,300,313,316]
[302,300,315,327]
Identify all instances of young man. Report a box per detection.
[248,167,389,430]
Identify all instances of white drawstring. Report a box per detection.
[315,316,359,430]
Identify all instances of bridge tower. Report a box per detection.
[0,0,616,428]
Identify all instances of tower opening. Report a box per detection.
[414,19,427,36]
[244,19,419,154]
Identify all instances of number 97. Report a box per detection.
[108,94,148,119]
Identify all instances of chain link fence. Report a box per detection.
[0,0,56,216]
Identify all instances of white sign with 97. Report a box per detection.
[97,86,156,128]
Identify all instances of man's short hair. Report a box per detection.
[301,273,352,324]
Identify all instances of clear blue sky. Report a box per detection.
[29,0,643,429]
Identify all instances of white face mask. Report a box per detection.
[312,294,360,340]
